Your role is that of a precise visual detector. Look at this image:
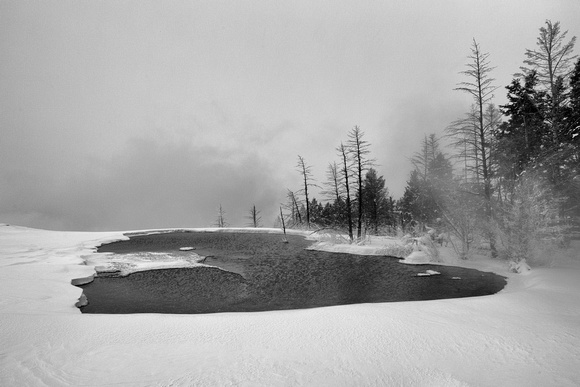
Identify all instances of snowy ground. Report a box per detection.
[1,224,579,386]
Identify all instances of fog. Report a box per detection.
[1,1,579,230]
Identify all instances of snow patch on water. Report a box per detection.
[417,269,441,276]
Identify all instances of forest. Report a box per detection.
[275,20,579,267]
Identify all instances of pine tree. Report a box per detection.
[568,58,580,158]
[570,58,580,132]
[398,171,420,229]
[362,168,390,235]
[498,72,547,173]
[398,170,439,230]
[411,134,441,181]
[428,152,453,183]
[308,198,325,226]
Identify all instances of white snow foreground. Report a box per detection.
[1,225,579,386]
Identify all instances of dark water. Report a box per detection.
[77,231,507,314]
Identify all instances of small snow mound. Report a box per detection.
[417,269,441,277]
[399,250,431,264]
[179,247,195,251]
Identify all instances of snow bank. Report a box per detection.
[1,225,579,386]
[307,234,413,257]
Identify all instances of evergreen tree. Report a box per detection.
[429,152,453,183]
[308,198,325,226]
[567,58,580,165]
[403,134,453,232]
[498,72,547,174]
[412,134,441,180]
[398,170,439,230]
[329,197,348,229]
[570,58,580,135]
[427,152,454,213]
[398,171,419,229]
[567,60,580,216]
[362,168,390,235]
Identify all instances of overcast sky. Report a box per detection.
[1,1,579,231]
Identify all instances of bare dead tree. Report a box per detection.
[246,205,262,228]
[321,162,342,203]
[337,142,354,241]
[215,204,228,228]
[285,190,302,226]
[346,126,375,239]
[279,206,288,242]
[296,155,319,229]
[447,104,500,188]
[450,39,498,257]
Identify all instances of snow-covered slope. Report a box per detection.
[1,224,579,386]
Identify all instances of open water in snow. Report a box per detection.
[77,231,506,314]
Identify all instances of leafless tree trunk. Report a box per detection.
[279,206,288,242]
[286,190,302,226]
[296,155,318,229]
[215,204,227,228]
[347,126,375,239]
[246,205,261,227]
[450,39,498,257]
[322,162,342,203]
[337,142,354,241]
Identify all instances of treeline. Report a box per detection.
[284,20,579,267]
[399,20,579,266]
[283,126,395,240]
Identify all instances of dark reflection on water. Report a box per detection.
[78,231,506,314]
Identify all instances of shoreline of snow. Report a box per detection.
[1,224,579,386]
[83,227,501,278]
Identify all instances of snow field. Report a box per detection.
[0,225,579,386]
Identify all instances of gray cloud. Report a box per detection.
[0,134,286,231]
